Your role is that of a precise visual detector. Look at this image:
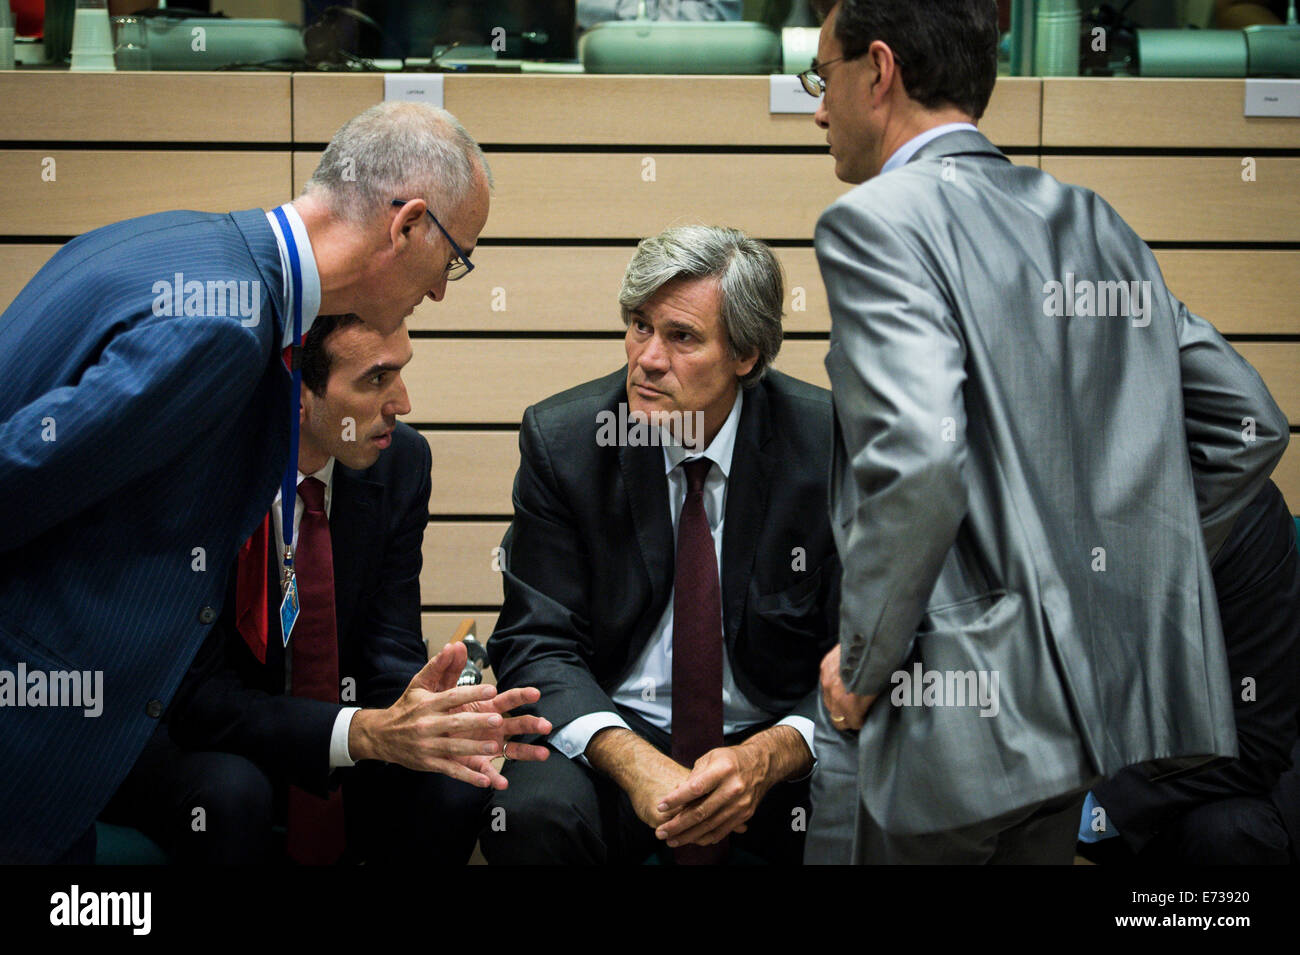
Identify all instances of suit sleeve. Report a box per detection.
[0,310,267,554]
[1175,297,1289,559]
[816,200,970,698]
[487,406,619,734]
[354,430,432,708]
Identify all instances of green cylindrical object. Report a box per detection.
[1136,29,1247,78]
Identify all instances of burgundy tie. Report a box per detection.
[286,476,347,865]
[671,457,727,865]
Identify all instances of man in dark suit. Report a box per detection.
[481,226,840,865]
[103,314,548,864]
[0,101,500,863]
[1087,480,1300,865]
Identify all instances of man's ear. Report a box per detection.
[865,39,902,104]
[736,347,759,381]
[389,199,427,251]
[299,387,313,427]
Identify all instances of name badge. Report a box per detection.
[279,574,300,647]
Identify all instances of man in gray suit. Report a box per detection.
[804,0,1289,863]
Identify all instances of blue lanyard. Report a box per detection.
[272,206,304,579]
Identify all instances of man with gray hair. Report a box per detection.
[0,101,530,863]
[481,225,841,865]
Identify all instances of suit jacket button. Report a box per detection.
[198,606,217,625]
[145,700,163,719]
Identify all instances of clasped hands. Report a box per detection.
[348,640,550,789]
[590,725,807,849]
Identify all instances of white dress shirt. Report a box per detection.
[550,388,816,763]
[271,458,361,770]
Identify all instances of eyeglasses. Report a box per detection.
[390,199,475,280]
[798,52,902,98]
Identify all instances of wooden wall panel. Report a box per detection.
[1153,250,1300,335]
[425,430,520,516]
[1040,156,1300,243]
[292,74,385,143]
[293,74,1040,147]
[295,151,852,239]
[0,151,293,236]
[407,246,830,333]
[0,245,60,313]
[1042,79,1300,149]
[420,521,510,605]
[0,72,292,142]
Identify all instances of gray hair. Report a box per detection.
[304,101,493,227]
[619,225,784,387]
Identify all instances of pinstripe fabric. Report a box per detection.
[0,209,291,862]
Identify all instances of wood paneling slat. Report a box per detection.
[1040,156,1300,243]
[0,150,293,236]
[1154,250,1300,335]
[292,74,1040,147]
[292,74,385,143]
[407,246,830,333]
[420,521,510,605]
[0,244,60,313]
[295,150,853,239]
[424,430,519,515]
[0,72,292,142]
[1042,78,1300,149]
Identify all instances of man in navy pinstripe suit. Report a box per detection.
[0,102,505,863]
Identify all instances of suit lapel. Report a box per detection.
[721,384,774,642]
[620,438,674,613]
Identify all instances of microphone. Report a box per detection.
[452,618,490,686]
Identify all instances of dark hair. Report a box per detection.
[301,313,365,396]
[809,0,999,120]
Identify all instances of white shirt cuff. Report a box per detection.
[329,707,362,769]
[551,711,633,766]
[776,714,817,769]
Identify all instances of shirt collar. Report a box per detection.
[265,203,322,348]
[296,457,335,489]
[880,122,979,176]
[662,387,744,479]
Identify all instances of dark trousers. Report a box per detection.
[480,708,811,865]
[103,722,488,864]
[1093,481,1300,863]
[855,788,1090,864]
